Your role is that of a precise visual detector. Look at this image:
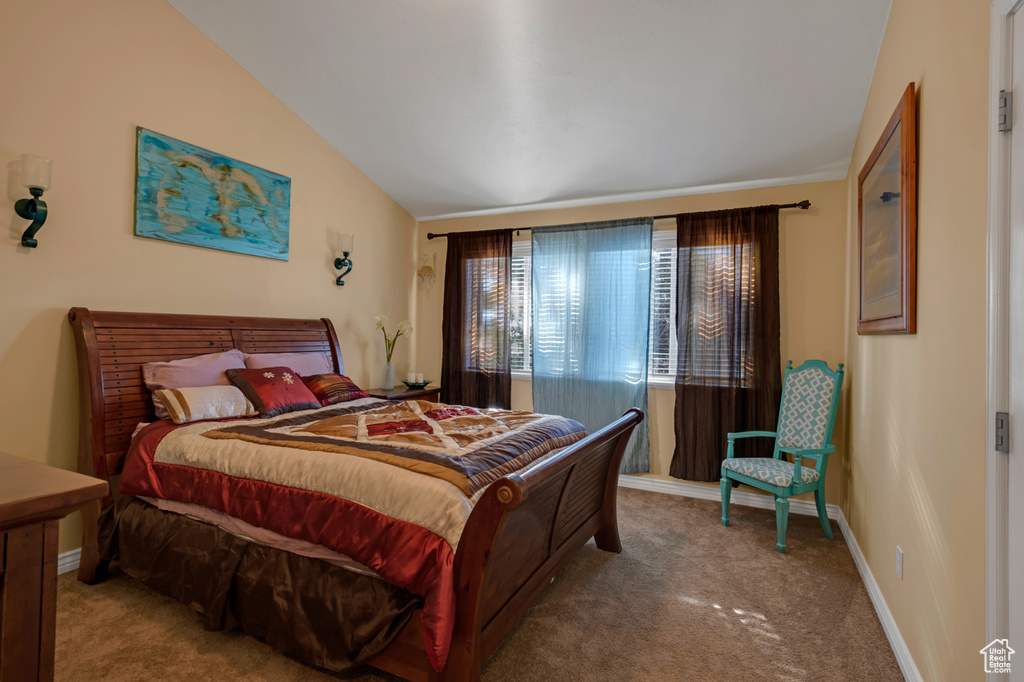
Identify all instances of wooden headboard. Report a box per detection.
[68,307,343,491]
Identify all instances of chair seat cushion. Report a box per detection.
[722,457,821,486]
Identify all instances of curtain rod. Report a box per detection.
[425,200,811,239]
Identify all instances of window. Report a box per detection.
[506,231,753,385]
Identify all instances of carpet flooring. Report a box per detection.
[54,488,902,681]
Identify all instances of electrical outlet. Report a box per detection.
[896,545,904,580]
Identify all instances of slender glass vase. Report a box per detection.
[381,361,395,390]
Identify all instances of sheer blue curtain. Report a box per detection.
[531,218,653,473]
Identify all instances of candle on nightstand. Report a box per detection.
[407,372,416,383]
[416,373,424,383]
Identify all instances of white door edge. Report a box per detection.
[988,0,1022,675]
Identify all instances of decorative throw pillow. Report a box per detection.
[243,352,333,377]
[226,367,322,418]
[152,386,257,425]
[143,349,246,419]
[303,373,370,406]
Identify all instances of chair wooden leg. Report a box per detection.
[775,497,789,554]
[814,484,834,540]
[720,477,731,526]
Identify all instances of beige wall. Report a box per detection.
[0,0,417,552]
[415,180,849,503]
[841,0,990,679]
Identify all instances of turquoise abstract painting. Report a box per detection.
[134,127,291,260]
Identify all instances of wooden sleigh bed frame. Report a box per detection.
[68,307,644,682]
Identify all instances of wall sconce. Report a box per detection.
[334,233,353,286]
[15,154,52,248]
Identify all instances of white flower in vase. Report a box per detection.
[376,315,412,364]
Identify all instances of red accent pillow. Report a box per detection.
[226,367,321,418]
[302,373,370,406]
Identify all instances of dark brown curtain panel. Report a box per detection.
[670,206,782,481]
[441,229,513,409]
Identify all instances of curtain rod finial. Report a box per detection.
[797,200,811,210]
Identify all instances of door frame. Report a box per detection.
[987,0,1020,666]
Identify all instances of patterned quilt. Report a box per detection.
[118,397,586,672]
[203,399,584,496]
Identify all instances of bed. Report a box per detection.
[68,307,643,682]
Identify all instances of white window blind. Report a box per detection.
[510,242,532,372]
[648,232,678,379]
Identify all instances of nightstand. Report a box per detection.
[0,452,107,682]
[365,385,442,402]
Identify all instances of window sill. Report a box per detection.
[510,371,677,391]
[646,376,677,390]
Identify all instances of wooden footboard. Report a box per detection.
[369,408,644,682]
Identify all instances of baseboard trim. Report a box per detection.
[57,548,81,576]
[618,474,921,681]
[836,510,922,682]
[617,474,841,519]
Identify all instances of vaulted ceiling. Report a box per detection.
[167,0,892,220]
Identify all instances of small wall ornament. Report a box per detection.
[417,252,436,292]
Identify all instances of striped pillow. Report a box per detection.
[153,385,257,424]
[303,373,370,406]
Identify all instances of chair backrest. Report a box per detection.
[774,360,845,458]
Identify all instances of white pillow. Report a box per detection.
[153,385,257,424]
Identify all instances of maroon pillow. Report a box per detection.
[303,373,370,406]
[225,367,321,418]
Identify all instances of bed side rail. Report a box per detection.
[443,408,643,680]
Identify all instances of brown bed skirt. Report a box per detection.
[100,497,423,673]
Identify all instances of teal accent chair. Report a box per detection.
[720,360,845,553]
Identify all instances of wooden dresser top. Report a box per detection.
[0,453,107,531]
